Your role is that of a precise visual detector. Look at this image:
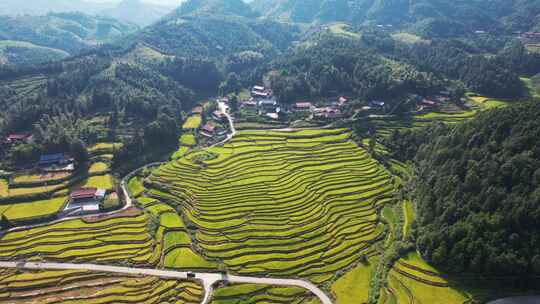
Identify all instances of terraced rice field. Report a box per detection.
[0,208,158,264]
[135,192,217,270]
[383,252,468,304]
[331,257,378,304]
[0,268,203,304]
[0,196,68,221]
[80,174,114,190]
[147,129,395,285]
[183,115,202,130]
[210,283,321,304]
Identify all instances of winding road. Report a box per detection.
[0,261,333,304]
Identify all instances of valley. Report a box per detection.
[0,0,540,303]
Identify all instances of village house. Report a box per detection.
[251,85,273,100]
[258,99,278,112]
[266,112,279,120]
[201,123,216,137]
[370,100,385,108]
[212,110,225,121]
[37,153,75,171]
[6,133,33,144]
[192,106,203,115]
[337,96,348,107]
[421,98,438,108]
[241,100,257,109]
[315,107,342,119]
[64,188,106,216]
[293,102,313,112]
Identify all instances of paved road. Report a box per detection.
[211,100,237,148]
[0,261,333,304]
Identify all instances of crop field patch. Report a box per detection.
[0,268,203,304]
[147,129,395,285]
[183,115,202,130]
[210,283,319,304]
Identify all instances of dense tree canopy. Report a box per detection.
[404,103,540,276]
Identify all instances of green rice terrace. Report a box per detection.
[0,125,476,303]
[146,129,393,283]
[0,268,203,304]
[0,118,498,303]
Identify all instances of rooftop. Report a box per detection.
[295,102,313,108]
[202,123,215,133]
[192,106,203,114]
[71,188,98,200]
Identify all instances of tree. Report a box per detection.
[230,95,239,113]
[0,214,11,230]
[219,73,242,96]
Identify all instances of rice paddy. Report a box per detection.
[382,252,468,304]
[146,128,395,294]
[0,268,203,304]
[183,115,202,130]
[210,284,320,304]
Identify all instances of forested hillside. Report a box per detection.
[251,0,540,35]
[393,103,540,277]
[0,12,138,66]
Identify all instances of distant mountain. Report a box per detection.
[176,0,259,18]
[0,12,138,66]
[134,0,296,60]
[100,0,177,27]
[0,0,113,16]
[250,0,540,35]
[0,0,178,27]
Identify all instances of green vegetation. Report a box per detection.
[402,102,540,276]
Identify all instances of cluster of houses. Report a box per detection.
[291,96,348,119]
[239,85,351,120]
[240,85,281,120]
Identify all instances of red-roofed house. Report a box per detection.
[422,99,438,107]
[338,96,348,106]
[64,188,106,216]
[294,102,313,111]
[201,123,216,137]
[315,107,342,119]
[192,106,203,114]
[6,133,32,144]
[212,110,225,121]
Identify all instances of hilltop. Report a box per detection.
[250,0,540,36]
[0,12,138,66]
